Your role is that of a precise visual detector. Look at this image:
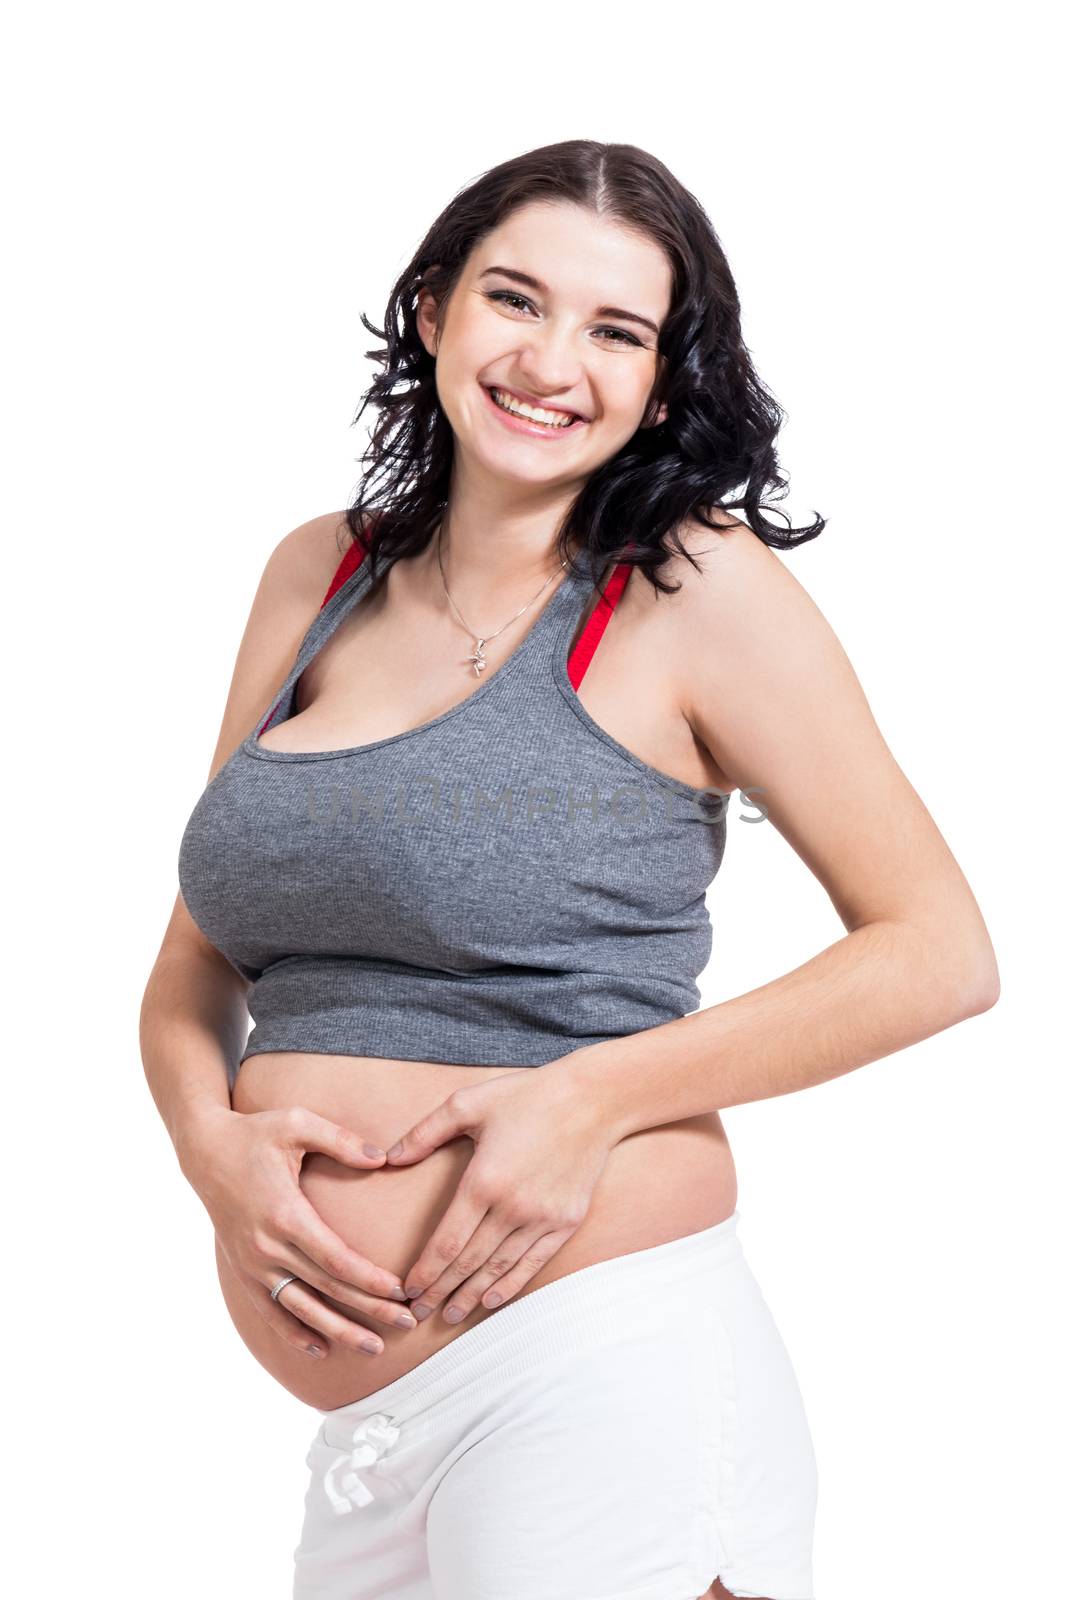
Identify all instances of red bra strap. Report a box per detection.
[568,560,634,690]
[319,516,381,609]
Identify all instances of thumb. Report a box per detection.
[287,1107,389,1169]
[385,1097,469,1164]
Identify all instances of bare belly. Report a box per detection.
[220,1050,738,1409]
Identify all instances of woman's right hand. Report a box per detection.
[180,1105,417,1359]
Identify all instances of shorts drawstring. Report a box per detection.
[322,1413,401,1516]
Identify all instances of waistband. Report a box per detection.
[318,1209,743,1435]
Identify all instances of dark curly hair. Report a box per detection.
[341,139,825,598]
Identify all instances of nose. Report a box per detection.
[512,321,586,403]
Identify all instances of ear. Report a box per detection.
[641,395,669,429]
[415,286,441,359]
[641,354,669,429]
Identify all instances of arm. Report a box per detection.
[541,520,1000,1140]
[140,509,416,1356]
[140,905,249,1177]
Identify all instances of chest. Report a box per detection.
[282,565,732,797]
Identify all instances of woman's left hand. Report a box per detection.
[383,1067,618,1323]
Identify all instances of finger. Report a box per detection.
[402,1181,490,1303]
[246,1271,334,1359]
[385,1093,472,1166]
[271,1277,394,1358]
[284,1105,391,1169]
[465,1227,575,1314]
[434,1226,538,1323]
[406,1216,517,1321]
[276,1238,419,1333]
[283,1190,410,1306]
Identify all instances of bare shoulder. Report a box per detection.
[657,507,836,663]
[200,509,355,785]
[656,505,879,809]
[257,507,358,613]
[659,506,796,599]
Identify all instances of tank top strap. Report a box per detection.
[256,531,399,739]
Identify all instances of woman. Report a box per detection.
[142,140,999,1600]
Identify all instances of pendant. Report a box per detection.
[466,638,488,676]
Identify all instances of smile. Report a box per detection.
[482,384,590,439]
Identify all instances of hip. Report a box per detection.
[294,1214,818,1600]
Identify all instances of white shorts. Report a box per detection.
[292,1209,818,1599]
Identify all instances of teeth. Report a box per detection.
[490,388,577,428]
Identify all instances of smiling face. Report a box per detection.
[416,200,672,498]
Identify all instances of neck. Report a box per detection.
[432,476,582,602]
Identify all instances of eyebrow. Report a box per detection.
[478,265,661,338]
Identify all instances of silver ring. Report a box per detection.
[270,1273,298,1302]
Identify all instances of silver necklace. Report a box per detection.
[435,529,567,677]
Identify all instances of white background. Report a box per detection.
[4,2,1062,1595]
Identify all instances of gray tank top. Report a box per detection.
[177,533,728,1074]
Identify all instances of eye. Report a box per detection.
[482,290,644,348]
[596,326,642,346]
[485,289,535,315]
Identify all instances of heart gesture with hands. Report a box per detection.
[385,1067,618,1323]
